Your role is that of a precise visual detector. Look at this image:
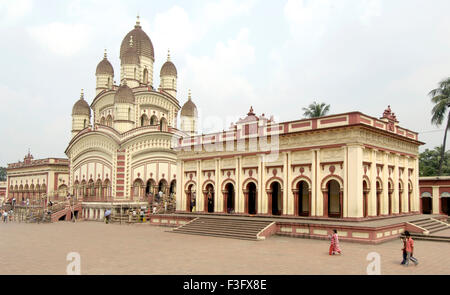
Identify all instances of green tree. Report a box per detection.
[429,77,450,175]
[0,167,6,181]
[419,146,450,176]
[302,102,330,118]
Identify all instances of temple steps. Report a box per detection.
[171,217,274,241]
[409,217,449,234]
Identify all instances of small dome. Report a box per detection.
[120,17,154,61]
[114,84,135,104]
[181,92,197,117]
[160,60,177,77]
[72,92,91,116]
[96,56,114,76]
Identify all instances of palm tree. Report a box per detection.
[302,102,330,118]
[429,77,450,175]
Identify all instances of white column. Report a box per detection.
[176,159,183,211]
[283,152,289,215]
[432,186,440,214]
[369,149,377,216]
[215,158,220,213]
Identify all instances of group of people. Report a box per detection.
[1,209,13,223]
[329,229,419,267]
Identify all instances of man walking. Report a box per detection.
[404,231,419,266]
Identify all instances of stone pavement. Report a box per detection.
[0,221,449,275]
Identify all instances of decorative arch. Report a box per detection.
[150,115,158,125]
[160,117,168,131]
[242,177,258,190]
[362,175,371,191]
[265,176,284,190]
[184,180,197,191]
[291,175,312,189]
[140,114,149,126]
[320,174,344,191]
[100,117,106,125]
[202,180,216,191]
[221,178,236,191]
[106,115,113,127]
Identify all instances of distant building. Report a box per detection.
[419,176,450,215]
[6,152,69,203]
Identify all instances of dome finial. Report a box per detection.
[104,48,107,59]
[80,89,84,100]
[136,14,141,27]
[167,49,171,61]
[188,89,191,100]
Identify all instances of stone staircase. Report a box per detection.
[408,217,449,235]
[171,217,276,241]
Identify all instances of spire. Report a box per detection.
[188,89,191,100]
[167,49,171,61]
[247,106,255,116]
[104,48,107,59]
[80,89,84,100]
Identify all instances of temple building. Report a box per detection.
[65,17,197,217]
[419,176,450,216]
[5,152,69,204]
[175,106,423,220]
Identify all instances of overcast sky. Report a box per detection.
[1,0,449,167]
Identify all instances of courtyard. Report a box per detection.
[0,221,449,275]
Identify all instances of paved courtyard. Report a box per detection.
[0,221,449,275]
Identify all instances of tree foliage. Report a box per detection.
[429,77,450,175]
[302,102,330,118]
[0,167,6,181]
[419,146,450,176]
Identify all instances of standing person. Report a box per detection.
[12,197,16,208]
[140,209,144,222]
[404,231,419,266]
[329,229,342,255]
[3,210,8,223]
[132,209,137,221]
[158,190,163,202]
[26,198,29,207]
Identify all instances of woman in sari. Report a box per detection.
[329,229,342,255]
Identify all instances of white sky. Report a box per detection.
[0,0,449,166]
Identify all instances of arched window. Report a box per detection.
[143,68,148,84]
[160,117,168,131]
[83,119,87,128]
[100,117,106,125]
[134,68,136,80]
[106,115,113,127]
[150,115,158,125]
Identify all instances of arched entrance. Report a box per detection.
[421,192,432,214]
[224,183,235,213]
[158,179,168,200]
[245,182,257,215]
[186,183,196,212]
[145,179,156,201]
[295,181,310,216]
[204,183,215,213]
[269,181,282,216]
[441,193,450,215]
[324,180,342,218]
[363,180,369,218]
[169,180,176,197]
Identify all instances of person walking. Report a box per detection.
[404,231,419,266]
[400,235,407,265]
[329,229,342,255]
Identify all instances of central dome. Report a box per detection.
[120,19,154,61]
